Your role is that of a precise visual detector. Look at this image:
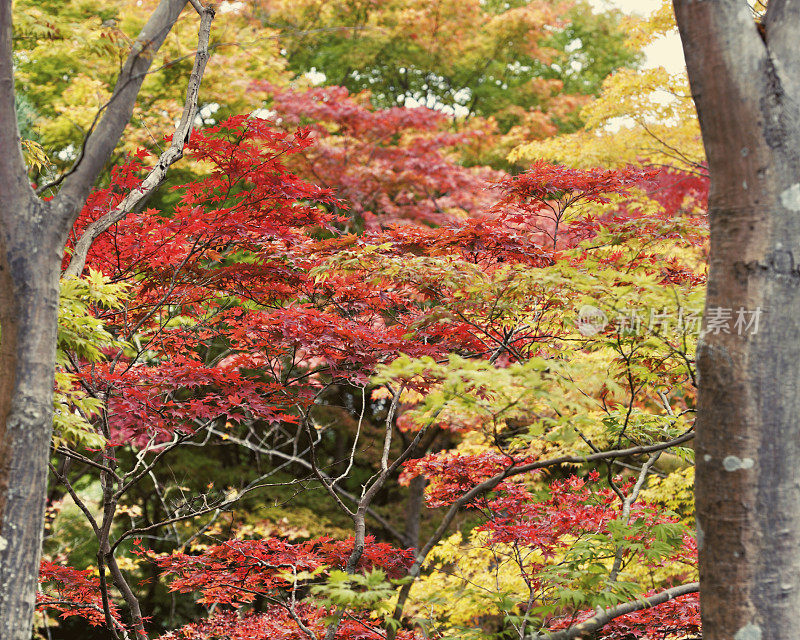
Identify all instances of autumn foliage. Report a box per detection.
[27,3,707,639]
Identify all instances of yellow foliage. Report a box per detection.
[409,531,531,627]
[14,0,289,165]
[49,74,111,140]
[21,139,50,172]
[641,466,695,525]
[621,0,677,51]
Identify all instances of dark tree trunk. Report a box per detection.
[403,475,426,551]
[673,1,800,638]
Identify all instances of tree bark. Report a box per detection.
[403,474,425,551]
[0,199,63,640]
[673,1,800,638]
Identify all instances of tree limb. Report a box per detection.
[528,582,699,640]
[54,0,190,226]
[63,2,215,277]
[0,0,33,204]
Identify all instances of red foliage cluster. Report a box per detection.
[38,560,123,628]
[152,536,413,606]
[491,162,665,250]
[376,216,556,268]
[63,108,691,447]
[158,608,422,640]
[493,161,657,208]
[264,84,502,228]
[550,591,700,639]
[100,356,294,446]
[479,475,625,553]
[70,116,341,276]
[646,167,709,215]
[65,112,519,445]
[400,451,539,507]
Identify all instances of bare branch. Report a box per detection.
[53,446,120,478]
[48,463,101,537]
[381,385,404,472]
[203,425,408,544]
[608,450,662,583]
[63,3,215,276]
[333,386,367,486]
[302,417,355,518]
[527,582,699,640]
[54,0,191,220]
[111,466,305,553]
[115,432,195,499]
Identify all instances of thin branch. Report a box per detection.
[333,385,367,486]
[48,463,101,537]
[63,2,216,276]
[116,432,195,499]
[608,450,662,583]
[54,0,190,215]
[527,582,699,640]
[53,445,120,478]
[303,416,355,518]
[202,421,408,544]
[381,385,404,472]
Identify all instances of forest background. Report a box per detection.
[15,0,709,638]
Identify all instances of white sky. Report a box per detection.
[590,0,686,74]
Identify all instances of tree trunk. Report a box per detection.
[404,475,426,551]
[673,2,800,638]
[0,199,62,640]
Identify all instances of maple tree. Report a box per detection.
[33,111,705,639]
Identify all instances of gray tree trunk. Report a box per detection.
[0,200,63,640]
[0,0,207,636]
[673,1,800,638]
